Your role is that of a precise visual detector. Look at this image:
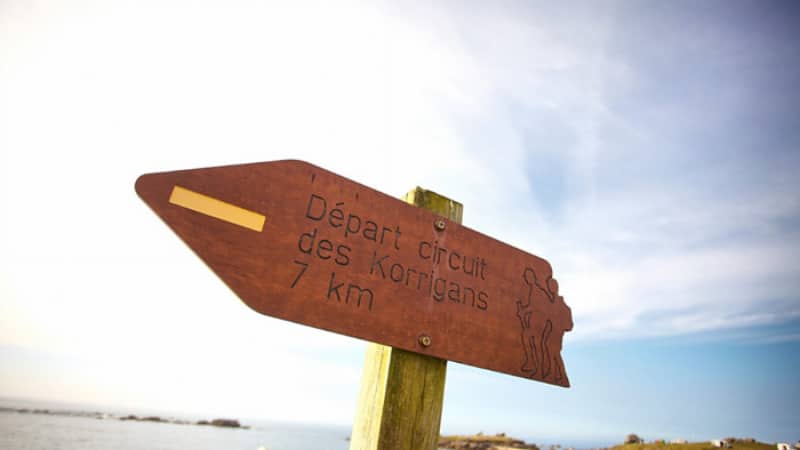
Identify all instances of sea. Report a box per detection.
[0,398,611,450]
[0,398,350,450]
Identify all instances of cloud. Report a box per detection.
[2,1,800,420]
[753,333,800,344]
[3,3,800,440]
[371,0,800,342]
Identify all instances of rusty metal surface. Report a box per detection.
[135,160,573,387]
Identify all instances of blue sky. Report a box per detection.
[1,0,798,446]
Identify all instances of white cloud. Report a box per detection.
[2,0,799,426]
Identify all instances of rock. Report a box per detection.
[141,416,164,422]
[210,418,241,428]
[625,434,643,445]
[439,433,540,450]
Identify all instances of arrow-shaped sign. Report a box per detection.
[136,160,573,386]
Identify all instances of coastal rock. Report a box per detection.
[210,418,241,428]
[439,433,539,450]
[625,434,643,445]
[142,416,165,422]
[1,406,249,430]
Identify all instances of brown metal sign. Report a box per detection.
[135,160,573,387]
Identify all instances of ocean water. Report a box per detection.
[0,402,350,450]
[0,399,609,450]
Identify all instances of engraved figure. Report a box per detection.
[516,268,549,376]
[515,266,573,385]
[515,285,537,374]
[543,277,573,383]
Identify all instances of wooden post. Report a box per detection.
[350,187,463,450]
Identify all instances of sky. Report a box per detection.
[1,0,799,446]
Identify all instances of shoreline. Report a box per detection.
[0,405,250,430]
[3,399,790,450]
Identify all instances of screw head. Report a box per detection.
[418,334,432,347]
[434,219,446,231]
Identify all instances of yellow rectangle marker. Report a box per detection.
[169,185,265,232]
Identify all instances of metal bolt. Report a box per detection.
[418,334,432,347]
[434,219,446,231]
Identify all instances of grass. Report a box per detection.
[610,442,776,450]
[439,438,779,450]
[440,434,522,443]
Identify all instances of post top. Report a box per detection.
[402,187,463,222]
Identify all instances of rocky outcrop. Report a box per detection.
[439,433,540,450]
[0,406,248,429]
[210,419,241,428]
[141,416,166,422]
[624,434,643,445]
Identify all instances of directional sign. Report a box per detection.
[136,160,573,387]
